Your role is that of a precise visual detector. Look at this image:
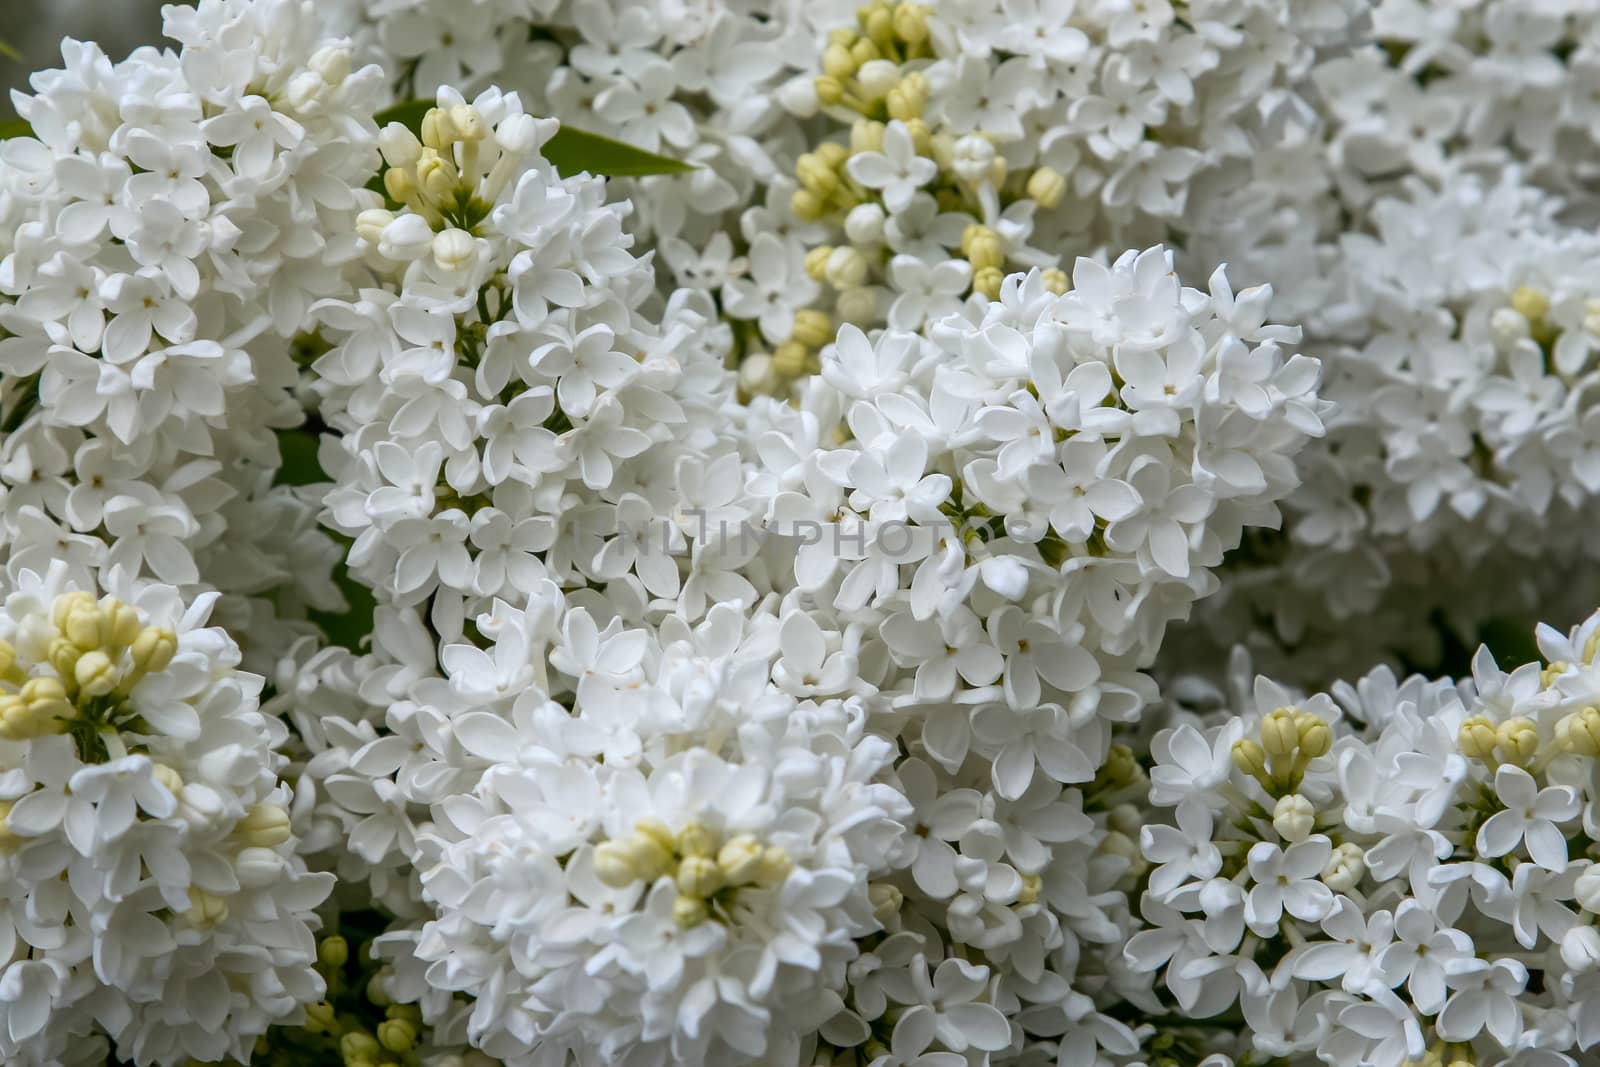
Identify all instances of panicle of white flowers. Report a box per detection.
[1135,608,1600,1067]
[0,561,331,1067]
[0,0,387,670]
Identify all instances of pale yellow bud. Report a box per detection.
[74,649,118,698]
[1496,717,1540,765]
[1272,793,1316,843]
[377,1018,418,1053]
[677,856,723,897]
[966,231,1005,272]
[304,1000,337,1034]
[420,107,453,151]
[791,189,829,221]
[790,309,834,349]
[129,627,178,677]
[856,59,900,102]
[903,117,932,156]
[676,821,717,859]
[51,591,96,632]
[594,840,638,888]
[850,38,882,67]
[416,150,455,202]
[805,246,834,283]
[893,2,929,44]
[755,845,794,884]
[1295,712,1332,759]
[48,636,82,680]
[0,640,13,679]
[152,763,184,797]
[318,935,350,968]
[100,599,140,651]
[718,834,764,883]
[1041,268,1069,295]
[1026,166,1067,210]
[972,266,1004,301]
[186,887,229,927]
[797,153,840,197]
[357,207,396,245]
[1017,873,1042,906]
[823,43,857,80]
[382,166,417,205]
[886,73,928,121]
[1459,715,1500,760]
[1511,286,1549,322]
[450,105,487,143]
[1108,803,1142,838]
[850,119,885,155]
[1561,707,1600,756]
[1260,708,1300,759]
[826,246,870,289]
[341,1032,382,1062]
[0,696,34,741]
[1232,738,1268,780]
[836,285,880,325]
[1543,661,1571,689]
[61,601,103,650]
[1321,842,1366,892]
[869,881,902,924]
[773,341,812,379]
[960,224,994,258]
[235,803,292,849]
[636,818,676,855]
[673,894,710,928]
[814,76,847,106]
[431,228,478,273]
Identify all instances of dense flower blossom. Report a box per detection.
[2,0,1600,1064]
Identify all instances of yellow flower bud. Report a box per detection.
[186,887,229,927]
[797,153,839,197]
[0,697,35,741]
[450,105,487,143]
[304,1000,337,1034]
[1231,738,1268,780]
[1561,707,1600,756]
[0,640,13,679]
[675,821,717,859]
[755,844,794,884]
[814,76,847,106]
[235,803,292,849]
[966,232,1005,272]
[850,119,885,155]
[1272,793,1316,843]
[1511,286,1549,322]
[893,2,929,44]
[420,107,453,150]
[959,223,993,258]
[823,42,857,80]
[1295,712,1332,759]
[677,856,723,898]
[790,309,834,349]
[717,834,765,884]
[869,881,903,924]
[51,591,96,632]
[416,150,456,202]
[972,266,1004,301]
[382,165,417,205]
[886,74,928,121]
[803,250,835,288]
[791,189,829,221]
[356,207,395,245]
[851,38,883,67]
[61,601,104,651]
[129,626,178,677]
[773,341,812,379]
[151,764,183,798]
[1017,873,1042,906]
[636,818,675,854]
[48,637,82,681]
[318,935,350,968]
[340,1032,382,1063]
[1026,166,1067,210]
[74,649,118,699]
[1260,708,1300,759]
[1041,268,1069,295]
[377,1018,417,1053]
[825,246,871,289]
[673,894,710,928]
[100,599,141,651]
[1458,715,1500,760]
[594,839,638,888]
[1496,716,1540,765]
[903,118,932,156]
[815,141,850,170]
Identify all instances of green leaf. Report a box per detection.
[274,428,376,653]
[0,118,33,140]
[371,102,693,178]
[541,126,694,178]
[0,38,20,64]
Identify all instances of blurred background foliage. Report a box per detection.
[1,1,163,120]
